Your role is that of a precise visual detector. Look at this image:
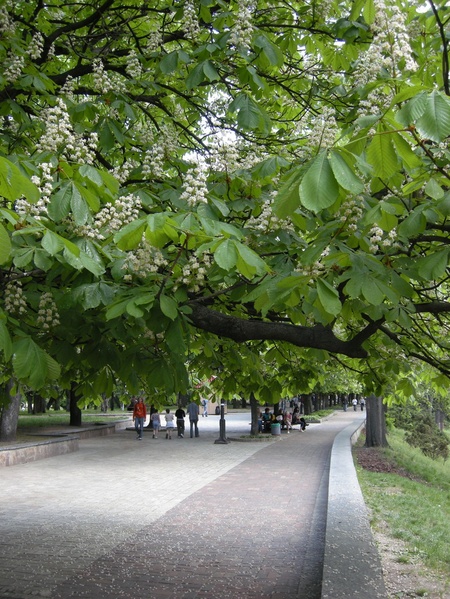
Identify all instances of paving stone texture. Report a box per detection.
[0,410,375,599]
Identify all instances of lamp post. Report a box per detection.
[214,403,229,444]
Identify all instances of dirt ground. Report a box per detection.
[354,447,450,599]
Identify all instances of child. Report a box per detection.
[151,410,161,438]
[164,408,175,439]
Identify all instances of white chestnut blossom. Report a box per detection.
[70,194,141,240]
[92,59,126,94]
[122,239,168,279]
[36,98,98,164]
[37,292,60,330]
[126,50,142,79]
[177,252,212,292]
[4,281,27,315]
[367,225,398,253]
[4,53,25,82]
[229,0,255,51]
[181,0,200,38]
[246,191,292,233]
[147,30,163,52]
[15,162,54,219]
[180,161,209,207]
[336,196,365,233]
[28,32,44,60]
[0,5,15,35]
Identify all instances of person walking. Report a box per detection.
[175,406,186,438]
[352,398,358,411]
[164,408,175,439]
[132,397,147,440]
[201,397,208,417]
[360,397,365,411]
[150,410,161,438]
[187,400,199,438]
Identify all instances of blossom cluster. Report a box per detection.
[147,30,163,52]
[37,292,60,330]
[179,161,209,207]
[229,0,255,50]
[92,60,126,94]
[336,196,364,233]
[0,5,15,36]
[4,53,25,83]
[126,50,142,79]
[181,0,200,39]
[353,0,416,110]
[294,247,330,284]
[4,281,27,315]
[15,162,53,219]
[368,225,398,254]
[36,98,98,165]
[177,252,212,292]
[122,239,168,280]
[28,32,44,60]
[71,194,141,240]
[142,126,178,179]
[246,191,292,233]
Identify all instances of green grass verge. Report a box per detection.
[17,412,129,428]
[355,427,450,575]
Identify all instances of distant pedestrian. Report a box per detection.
[150,410,161,438]
[360,397,365,411]
[175,406,186,438]
[187,400,199,438]
[201,397,208,417]
[164,408,175,439]
[352,398,358,411]
[299,417,308,431]
[132,397,146,440]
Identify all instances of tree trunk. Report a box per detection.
[365,394,388,447]
[33,393,46,414]
[250,392,259,435]
[69,382,82,427]
[0,378,22,442]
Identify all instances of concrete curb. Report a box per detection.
[321,418,387,598]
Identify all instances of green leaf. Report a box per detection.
[424,178,444,200]
[329,150,364,194]
[366,127,398,178]
[214,239,238,270]
[0,321,12,360]
[0,157,39,202]
[70,182,89,225]
[273,167,303,218]
[160,295,178,320]
[48,182,72,222]
[0,223,11,264]
[300,151,339,212]
[254,34,284,67]
[203,60,220,81]
[42,230,64,255]
[229,93,271,133]
[159,51,179,74]
[416,91,450,142]
[186,62,206,90]
[235,242,267,274]
[416,249,449,280]
[12,337,58,389]
[114,220,146,250]
[361,278,386,305]
[317,279,342,316]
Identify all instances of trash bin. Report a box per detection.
[215,406,220,415]
[271,422,281,436]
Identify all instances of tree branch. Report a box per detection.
[186,303,368,358]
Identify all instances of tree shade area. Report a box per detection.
[0,0,450,424]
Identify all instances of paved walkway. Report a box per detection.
[0,409,381,599]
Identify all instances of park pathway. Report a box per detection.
[0,410,365,599]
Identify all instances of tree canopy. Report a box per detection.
[0,0,450,409]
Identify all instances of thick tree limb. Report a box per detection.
[187,303,368,358]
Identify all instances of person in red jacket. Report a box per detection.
[133,397,147,440]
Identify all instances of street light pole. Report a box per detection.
[214,403,229,444]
